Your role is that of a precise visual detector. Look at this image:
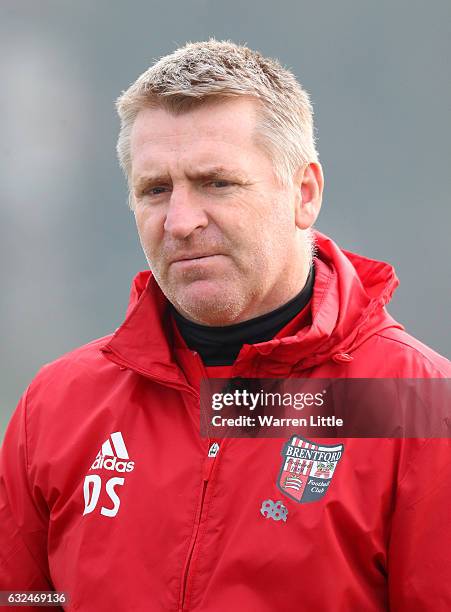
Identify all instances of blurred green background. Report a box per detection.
[1,0,450,437]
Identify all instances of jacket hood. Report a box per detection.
[101,231,403,379]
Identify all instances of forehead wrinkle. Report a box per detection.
[185,164,248,181]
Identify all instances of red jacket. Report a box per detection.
[1,232,449,611]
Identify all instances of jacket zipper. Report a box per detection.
[179,440,220,611]
[104,345,222,608]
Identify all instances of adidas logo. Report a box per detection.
[90,431,135,473]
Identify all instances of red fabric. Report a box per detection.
[204,365,234,378]
[0,231,450,611]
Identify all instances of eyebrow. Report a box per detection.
[133,166,248,194]
[133,173,171,195]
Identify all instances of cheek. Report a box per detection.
[251,209,295,268]
[269,200,295,238]
[135,212,163,253]
[221,210,282,269]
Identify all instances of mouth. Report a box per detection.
[171,254,222,264]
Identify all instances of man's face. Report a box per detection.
[130,97,316,325]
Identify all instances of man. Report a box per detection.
[0,40,449,611]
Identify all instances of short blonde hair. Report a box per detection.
[116,39,319,207]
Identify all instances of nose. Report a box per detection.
[163,186,208,239]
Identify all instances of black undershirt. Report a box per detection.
[171,266,314,366]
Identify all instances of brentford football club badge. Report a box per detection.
[277,436,344,504]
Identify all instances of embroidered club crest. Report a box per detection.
[277,436,344,503]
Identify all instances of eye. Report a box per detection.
[138,185,171,200]
[208,180,235,189]
[148,186,170,196]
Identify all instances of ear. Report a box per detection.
[293,162,324,230]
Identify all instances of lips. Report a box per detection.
[171,253,221,264]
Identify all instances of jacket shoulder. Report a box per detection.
[29,333,116,392]
[371,327,450,377]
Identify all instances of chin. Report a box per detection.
[175,285,244,326]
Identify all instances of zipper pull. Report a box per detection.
[208,442,220,458]
[203,441,220,481]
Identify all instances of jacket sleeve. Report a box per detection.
[388,438,451,611]
[0,388,53,591]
